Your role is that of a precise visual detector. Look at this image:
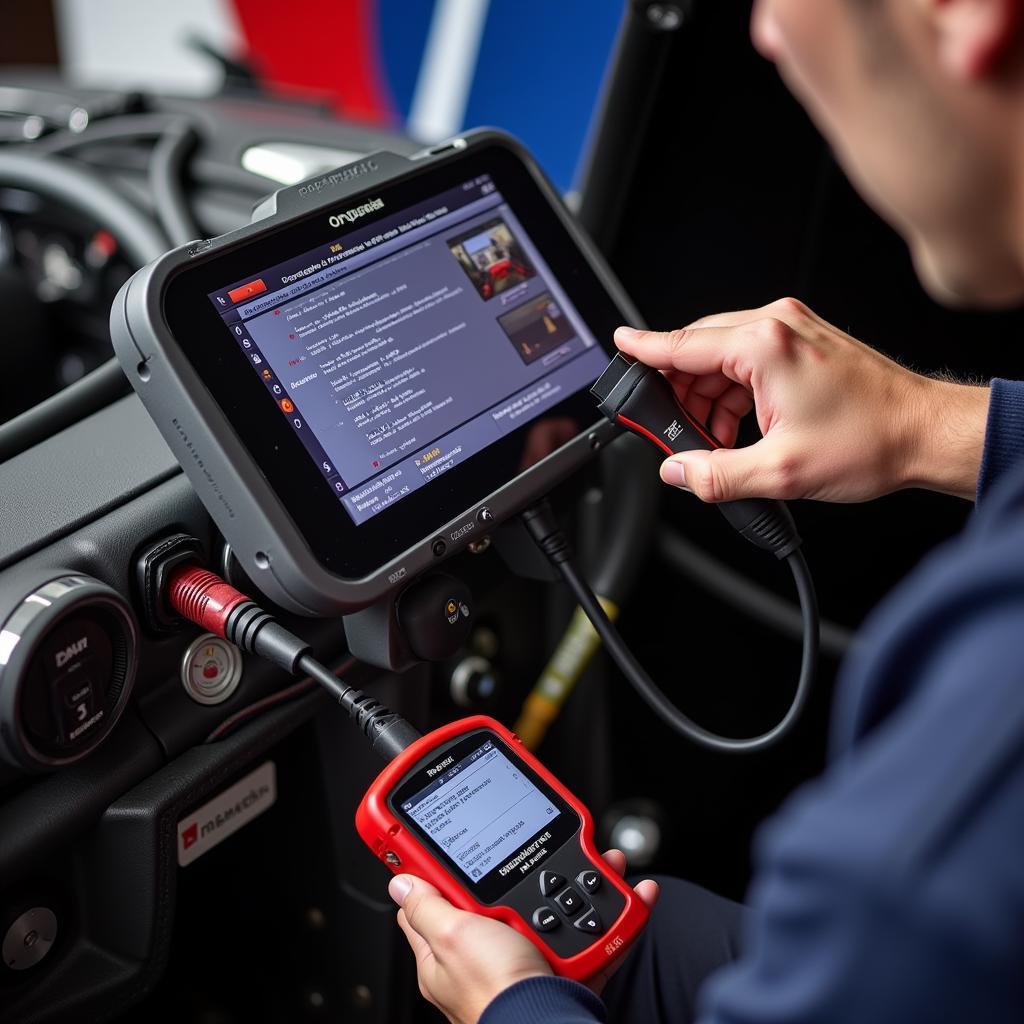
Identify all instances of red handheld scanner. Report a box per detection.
[356,715,649,981]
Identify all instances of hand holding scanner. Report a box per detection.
[161,567,649,978]
[357,715,649,981]
[592,353,799,558]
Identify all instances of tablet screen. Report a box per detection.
[207,175,606,525]
[164,141,625,579]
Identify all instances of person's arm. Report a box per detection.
[614,297,990,504]
[977,377,1024,498]
[696,510,1024,1024]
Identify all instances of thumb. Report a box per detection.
[389,874,463,944]
[661,441,796,503]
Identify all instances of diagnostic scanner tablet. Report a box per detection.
[111,131,640,615]
[356,715,649,981]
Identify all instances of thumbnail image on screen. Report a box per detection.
[448,218,536,300]
[498,292,575,365]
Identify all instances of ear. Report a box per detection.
[926,0,1024,79]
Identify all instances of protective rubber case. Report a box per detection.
[356,715,650,982]
[109,130,643,616]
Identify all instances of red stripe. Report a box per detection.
[231,0,394,124]
[678,408,720,450]
[616,414,674,456]
[617,410,720,455]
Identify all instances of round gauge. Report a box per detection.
[180,633,243,705]
[0,574,138,771]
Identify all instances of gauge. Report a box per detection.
[0,574,138,771]
[180,633,243,705]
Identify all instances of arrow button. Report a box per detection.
[573,907,603,934]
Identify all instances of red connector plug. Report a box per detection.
[167,564,249,639]
[164,563,421,759]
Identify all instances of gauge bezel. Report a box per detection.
[0,574,138,771]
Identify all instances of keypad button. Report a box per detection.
[539,871,566,896]
[573,907,603,934]
[531,907,559,933]
[576,869,602,895]
[554,887,584,916]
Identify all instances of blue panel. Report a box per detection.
[460,0,623,192]
[378,0,436,118]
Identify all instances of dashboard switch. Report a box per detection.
[180,633,243,705]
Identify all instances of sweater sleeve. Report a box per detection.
[480,977,606,1024]
[977,378,1024,501]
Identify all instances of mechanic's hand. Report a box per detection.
[389,849,658,1024]
[615,298,990,503]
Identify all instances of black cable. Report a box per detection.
[657,526,854,659]
[0,360,129,465]
[148,120,202,245]
[524,501,820,753]
[296,653,421,760]
[203,654,358,742]
[590,434,661,602]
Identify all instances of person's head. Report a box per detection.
[751,0,1024,307]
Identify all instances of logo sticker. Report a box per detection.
[177,761,277,866]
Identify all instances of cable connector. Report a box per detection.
[520,500,573,565]
[591,353,802,558]
[166,564,421,760]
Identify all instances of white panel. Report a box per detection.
[407,0,490,143]
[56,0,245,95]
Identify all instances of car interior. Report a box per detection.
[3,3,1024,1022]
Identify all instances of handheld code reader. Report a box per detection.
[357,715,649,980]
[157,564,648,978]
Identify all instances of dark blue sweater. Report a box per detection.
[484,379,1024,1024]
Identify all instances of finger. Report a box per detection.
[396,908,435,968]
[391,875,471,950]
[601,849,627,877]
[685,296,820,333]
[661,438,800,503]
[684,307,765,330]
[614,322,777,384]
[708,382,756,447]
[633,878,660,911]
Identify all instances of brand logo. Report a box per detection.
[388,567,408,585]
[604,935,624,956]
[177,762,277,866]
[498,830,553,877]
[450,521,475,541]
[55,636,88,668]
[327,196,385,228]
[298,159,380,198]
[426,755,455,777]
[664,420,683,442]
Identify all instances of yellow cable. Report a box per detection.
[513,596,619,750]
